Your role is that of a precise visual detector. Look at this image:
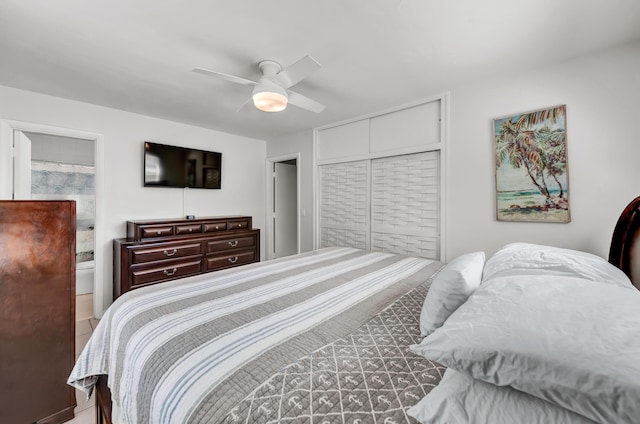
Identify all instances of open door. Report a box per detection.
[274,161,298,258]
[12,131,32,199]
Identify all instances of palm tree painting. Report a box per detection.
[494,105,570,222]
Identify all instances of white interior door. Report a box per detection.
[274,162,298,258]
[12,131,32,200]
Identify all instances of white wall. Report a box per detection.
[446,40,640,261]
[266,129,314,252]
[0,86,266,316]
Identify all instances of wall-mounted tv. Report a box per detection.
[144,142,221,189]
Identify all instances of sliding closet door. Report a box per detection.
[318,152,440,258]
[370,151,440,258]
[319,160,369,249]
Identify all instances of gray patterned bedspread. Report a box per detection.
[68,247,443,424]
[222,279,446,424]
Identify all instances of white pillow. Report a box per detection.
[420,251,484,337]
[411,276,640,423]
[408,368,596,424]
[483,242,633,288]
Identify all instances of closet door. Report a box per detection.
[318,160,369,249]
[316,98,444,259]
[370,151,440,259]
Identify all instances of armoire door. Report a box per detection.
[0,200,77,424]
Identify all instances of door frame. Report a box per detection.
[265,153,301,260]
[0,118,105,318]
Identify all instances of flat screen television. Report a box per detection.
[144,142,221,189]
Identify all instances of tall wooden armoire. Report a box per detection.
[0,201,77,424]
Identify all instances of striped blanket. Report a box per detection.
[68,247,442,424]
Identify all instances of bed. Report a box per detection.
[69,198,640,424]
[69,247,444,423]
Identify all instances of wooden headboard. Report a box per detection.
[609,196,640,290]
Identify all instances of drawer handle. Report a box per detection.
[228,256,238,264]
[163,268,177,276]
[157,231,162,235]
[164,249,178,257]
[188,228,193,232]
[228,240,238,247]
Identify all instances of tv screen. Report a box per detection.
[144,142,221,189]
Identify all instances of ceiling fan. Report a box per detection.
[193,55,325,113]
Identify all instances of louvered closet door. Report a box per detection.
[319,160,369,249]
[370,151,440,259]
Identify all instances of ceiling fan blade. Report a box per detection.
[236,96,254,113]
[287,90,326,113]
[192,67,257,86]
[274,55,321,88]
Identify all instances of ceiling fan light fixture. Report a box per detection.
[252,83,288,112]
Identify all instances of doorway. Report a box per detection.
[266,154,300,259]
[14,131,96,295]
[0,119,104,318]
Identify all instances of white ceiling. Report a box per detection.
[1,0,640,141]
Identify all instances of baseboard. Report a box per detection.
[36,405,75,424]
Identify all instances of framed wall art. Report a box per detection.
[494,104,570,222]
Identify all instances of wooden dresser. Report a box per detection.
[113,216,260,298]
[0,200,76,424]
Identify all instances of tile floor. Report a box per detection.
[67,293,98,424]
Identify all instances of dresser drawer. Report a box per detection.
[226,219,250,231]
[130,242,202,264]
[140,225,174,239]
[206,250,256,271]
[206,235,256,253]
[204,222,227,233]
[130,259,202,287]
[175,224,203,235]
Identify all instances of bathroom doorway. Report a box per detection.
[15,131,96,295]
